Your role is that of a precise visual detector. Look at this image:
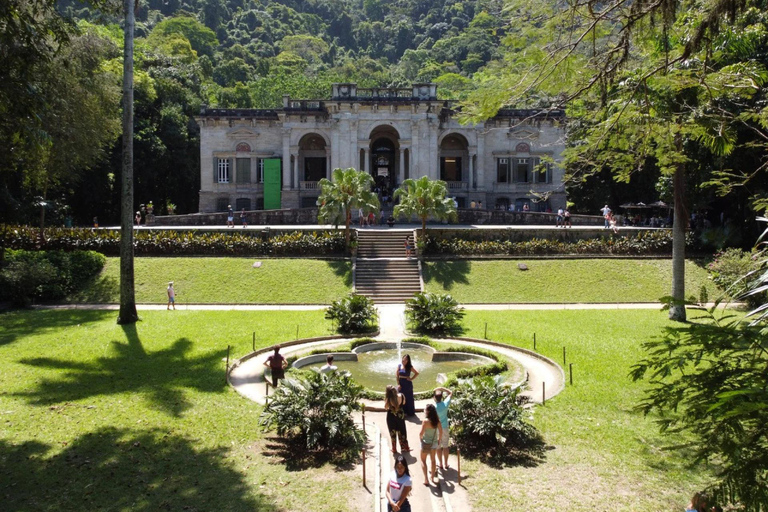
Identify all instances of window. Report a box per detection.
[536,161,552,183]
[235,198,251,211]
[514,158,529,183]
[257,159,264,183]
[440,157,462,181]
[216,197,229,212]
[236,158,250,184]
[217,158,230,183]
[497,158,509,183]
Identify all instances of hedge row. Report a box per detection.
[0,226,346,256]
[424,230,696,256]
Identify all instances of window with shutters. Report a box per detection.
[217,158,230,183]
[236,158,250,184]
[497,158,509,183]
[514,158,529,183]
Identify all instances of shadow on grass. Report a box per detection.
[14,328,226,417]
[0,309,115,347]
[326,260,354,287]
[422,260,471,291]
[0,428,276,511]
[68,274,119,303]
[261,436,359,472]
[457,438,550,469]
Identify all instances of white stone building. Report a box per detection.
[196,83,567,213]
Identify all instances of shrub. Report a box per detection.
[451,375,542,460]
[707,248,765,308]
[405,292,464,335]
[325,293,378,333]
[0,249,106,306]
[259,370,366,457]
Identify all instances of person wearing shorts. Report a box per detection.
[227,205,234,228]
[263,345,288,388]
[166,281,176,310]
[433,386,452,470]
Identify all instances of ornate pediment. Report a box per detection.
[227,127,259,138]
[507,128,540,140]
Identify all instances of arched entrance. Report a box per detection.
[368,126,400,196]
[299,133,328,183]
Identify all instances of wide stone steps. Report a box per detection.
[354,228,422,303]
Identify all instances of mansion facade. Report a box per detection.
[196,83,566,213]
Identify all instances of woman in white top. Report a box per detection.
[386,455,412,512]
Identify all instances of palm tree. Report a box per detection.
[317,168,379,249]
[393,176,457,235]
[117,0,138,324]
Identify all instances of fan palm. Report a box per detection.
[317,167,379,249]
[393,176,457,234]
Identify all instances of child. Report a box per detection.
[167,281,176,310]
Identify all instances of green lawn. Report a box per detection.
[460,309,717,511]
[424,258,718,303]
[71,257,352,304]
[0,309,375,512]
[0,307,721,511]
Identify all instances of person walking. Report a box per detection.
[600,204,611,228]
[556,207,564,227]
[433,386,452,470]
[263,345,288,388]
[166,281,176,310]
[135,211,141,226]
[419,403,442,486]
[563,208,572,228]
[227,205,234,228]
[240,208,248,228]
[404,236,413,258]
[385,385,410,453]
[396,354,419,416]
[386,455,412,512]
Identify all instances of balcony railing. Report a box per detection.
[445,181,468,191]
[300,181,321,190]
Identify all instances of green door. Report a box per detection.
[263,159,281,210]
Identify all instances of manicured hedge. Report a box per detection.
[0,226,345,256]
[424,230,696,256]
[0,249,106,306]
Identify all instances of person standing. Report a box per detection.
[419,403,442,486]
[263,345,288,388]
[433,386,452,470]
[396,354,419,416]
[135,211,141,226]
[319,354,337,373]
[556,207,564,227]
[563,208,572,228]
[359,207,365,227]
[404,236,413,258]
[386,455,412,512]
[385,385,410,453]
[166,281,176,310]
[240,208,248,228]
[523,203,530,212]
[227,205,234,228]
[600,204,611,228]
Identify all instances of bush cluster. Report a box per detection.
[0,249,106,306]
[424,230,696,256]
[405,292,465,335]
[0,226,345,256]
[707,248,765,308]
[325,293,378,333]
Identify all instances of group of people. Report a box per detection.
[226,205,248,228]
[384,354,453,511]
[555,207,572,228]
[600,204,620,233]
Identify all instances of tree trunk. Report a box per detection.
[669,143,687,322]
[117,0,138,325]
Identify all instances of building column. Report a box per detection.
[399,148,405,185]
[292,149,299,189]
[326,148,332,178]
[468,153,474,190]
[282,130,291,189]
[363,148,369,173]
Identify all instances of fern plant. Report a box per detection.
[325,293,377,333]
[405,292,464,334]
[259,370,366,455]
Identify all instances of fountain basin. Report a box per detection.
[293,342,495,394]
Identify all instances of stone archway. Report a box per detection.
[298,133,328,183]
[368,125,401,194]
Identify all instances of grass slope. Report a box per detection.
[460,309,716,511]
[424,259,718,303]
[72,257,352,304]
[0,309,374,512]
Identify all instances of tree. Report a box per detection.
[118,0,138,325]
[393,176,457,235]
[630,219,768,510]
[316,167,379,249]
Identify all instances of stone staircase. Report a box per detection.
[354,229,422,304]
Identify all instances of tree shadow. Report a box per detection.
[457,438,550,469]
[260,435,360,472]
[0,309,115,347]
[421,260,471,291]
[13,328,226,417]
[326,259,353,287]
[0,428,276,511]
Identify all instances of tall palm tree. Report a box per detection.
[393,176,457,235]
[317,168,379,249]
[117,0,138,324]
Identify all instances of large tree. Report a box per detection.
[316,167,379,249]
[393,176,457,235]
[463,0,768,321]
